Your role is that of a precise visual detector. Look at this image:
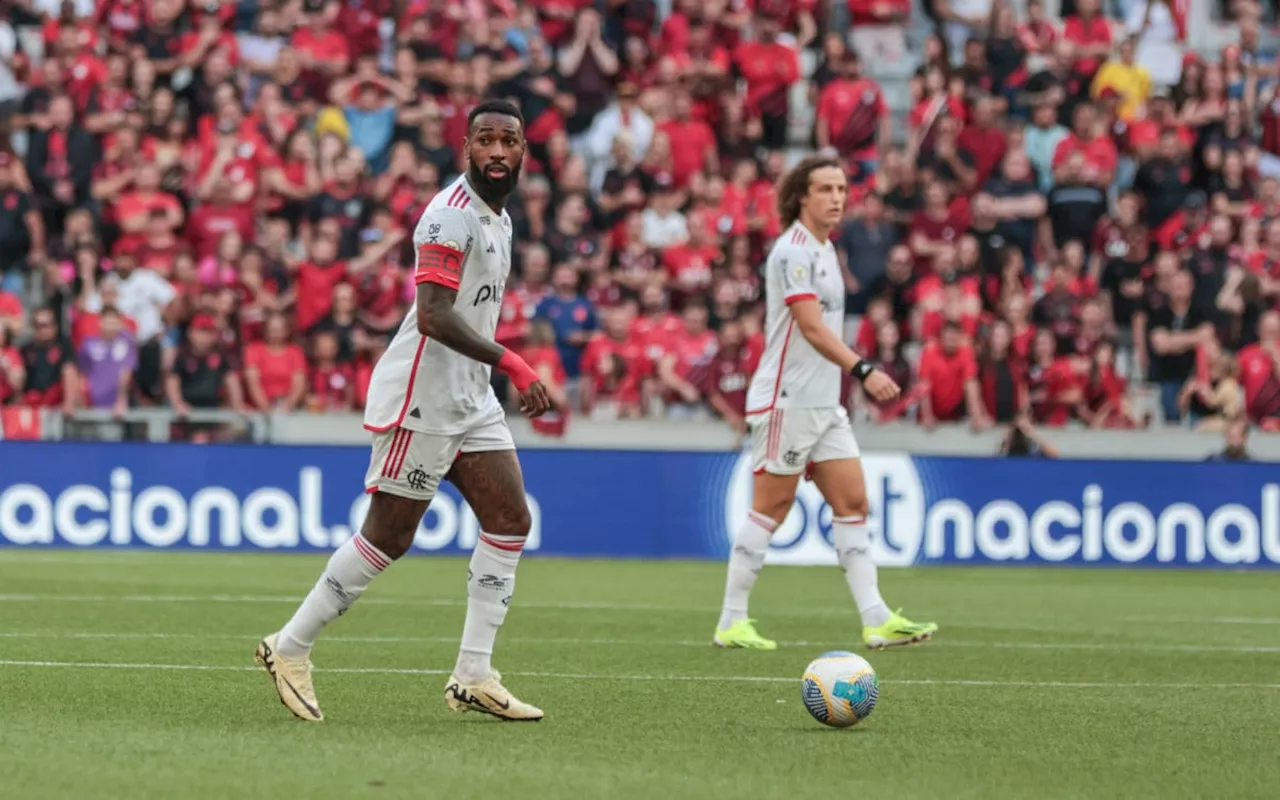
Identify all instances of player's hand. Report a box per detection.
[862,370,900,404]
[519,381,552,418]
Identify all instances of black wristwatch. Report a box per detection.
[850,360,877,383]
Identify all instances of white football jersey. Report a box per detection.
[363,176,514,435]
[745,222,846,413]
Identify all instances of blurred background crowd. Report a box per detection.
[1,0,1279,441]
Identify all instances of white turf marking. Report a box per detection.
[0,658,1277,690]
[0,630,1277,654]
[0,593,708,612]
[1121,616,1280,626]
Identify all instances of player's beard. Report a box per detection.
[468,158,522,205]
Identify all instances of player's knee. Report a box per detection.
[479,504,532,538]
[753,495,793,524]
[363,525,415,560]
[831,496,869,521]
[507,506,533,538]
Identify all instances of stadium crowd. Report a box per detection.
[0,0,1279,440]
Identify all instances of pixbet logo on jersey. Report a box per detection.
[0,468,542,554]
[472,279,506,306]
[722,452,1280,567]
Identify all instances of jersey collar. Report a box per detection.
[461,175,504,219]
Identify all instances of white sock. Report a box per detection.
[833,515,891,628]
[277,534,391,658]
[454,532,524,683]
[717,511,778,631]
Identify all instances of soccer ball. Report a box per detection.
[800,651,879,728]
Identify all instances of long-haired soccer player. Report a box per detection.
[713,156,938,650]
[256,100,552,721]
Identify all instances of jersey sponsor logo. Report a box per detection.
[473,280,505,306]
[426,223,441,244]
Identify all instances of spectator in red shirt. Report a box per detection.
[523,318,571,437]
[293,230,351,333]
[1053,101,1118,187]
[658,91,718,188]
[1062,0,1111,82]
[957,97,1009,189]
[909,182,969,273]
[244,312,307,412]
[21,306,79,413]
[632,283,684,366]
[702,317,757,433]
[1236,310,1280,429]
[187,181,257,262]
[0,325,25,407]
[733,15,800,150]
[0,286,24,340]
[655,301,718,419]
[662,208,722,308]
[1080,340,1143,428]
[116,163,184,237]
[977,320,1028,424]
[816,51,890,176]
[581,304,647,420]
[306,330,355,412]
[1028,327,1085,427]
[918,322,986,429]
[291,1,352,97]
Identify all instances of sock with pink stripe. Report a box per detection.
[717,511,778,631]
[276,534,391,658]
[454,533,524,684]
[832,515,891,627]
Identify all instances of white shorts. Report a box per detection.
[747,407,861,476]
[363,419,515,501]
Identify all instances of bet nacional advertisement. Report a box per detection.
[0,442,1277,568]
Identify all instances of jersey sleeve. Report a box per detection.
[772,243,818,306]
[412,206,472,290]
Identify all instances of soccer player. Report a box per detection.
[256,100,552,722]
[713,156,939,651]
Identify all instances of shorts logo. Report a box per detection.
[405,468,431,491]
[783,450,802,467]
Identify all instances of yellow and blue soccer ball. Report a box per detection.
[801,651,878,728]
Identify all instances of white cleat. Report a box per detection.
[444,670,544,721]
[255,633,324,722]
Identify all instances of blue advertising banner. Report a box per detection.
[0,442,1277,568]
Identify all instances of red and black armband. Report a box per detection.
[415,243,464,290]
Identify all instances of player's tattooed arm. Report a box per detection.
[416,282,507,366]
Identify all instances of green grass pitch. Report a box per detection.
[1,551,1278,800]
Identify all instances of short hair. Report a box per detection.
[776,156,844,228]
[467,99,525,133]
